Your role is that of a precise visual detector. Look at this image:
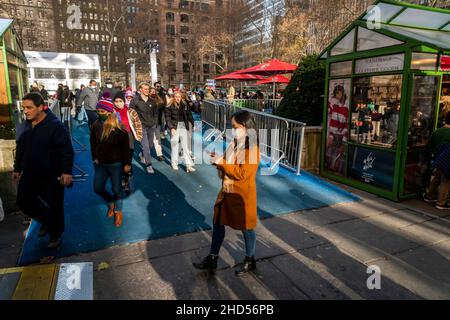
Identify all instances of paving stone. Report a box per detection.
[400,219,450,246]
[401,199,450,219]
[57,242,147,269]
[389,244,450,287]
[0,213,26,268]
[142,231,212,259]
[251,260,309,300]
[426,239,450,260]
[269,253,351,300]
[257,216,329,253]
[325,219,423,261]
[298,244,421,300]
[0,273,21,300]
[370,256,450,299]
[284,207,357,230]
[364,209,433,229]
[93,259,176,300]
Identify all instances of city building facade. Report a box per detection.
[0,0,232,89]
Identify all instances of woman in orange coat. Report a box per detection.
[193,110,260,276]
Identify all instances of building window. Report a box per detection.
[179,0,188,9]
[166,12,174,22]
[180,26,189,34]
[183,63,190,73]
[166,25,175,35]
[180,14,189,23]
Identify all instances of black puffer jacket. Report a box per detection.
[164,100,194,130]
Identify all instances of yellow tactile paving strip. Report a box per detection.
[0,267,24,275]
[0,264,59,300]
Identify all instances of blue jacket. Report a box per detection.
[14,110,74,175]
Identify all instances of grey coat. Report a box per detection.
[76,87,99,111]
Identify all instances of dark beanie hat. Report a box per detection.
[113,91,126,102]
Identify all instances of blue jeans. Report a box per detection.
[93,162,123,211]
[210,208,256,257]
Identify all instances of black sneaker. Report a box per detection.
[423,194,437,203]
[47,237,61,249]
[435,203,450,210]
[157,156,164,162]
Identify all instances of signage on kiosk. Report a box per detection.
[355,53,405,74]
[440,55,450,71]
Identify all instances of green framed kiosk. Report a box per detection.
[319,0,450,201]
[0,18,28,126]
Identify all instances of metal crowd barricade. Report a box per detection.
[202,99,306,175]
[232,99,282,113]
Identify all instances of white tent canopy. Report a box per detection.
[25,51,101,93]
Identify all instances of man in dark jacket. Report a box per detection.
[13,93,74,248]
[99,79,119,101]
[39,85,49,100]
[129,82,163,174]
[154,81,168,139]
[424,111,450,209]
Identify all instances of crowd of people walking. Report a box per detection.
[14,79,263,275]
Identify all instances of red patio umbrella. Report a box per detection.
[215,72,265,97]
[214,72,265,81]
[235,59,297,76]
[236,59,297,97]
[256,75,291,85]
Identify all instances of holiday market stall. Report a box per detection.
[319,0,450,201]
[0,18,27,127]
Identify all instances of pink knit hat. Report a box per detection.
[125,90,134,98]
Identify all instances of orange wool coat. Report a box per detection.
[213,145,260,231]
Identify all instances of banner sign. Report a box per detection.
[440,55,450,71]
[206,79,216,87]
[347,146,395,190]
[355,54,404,74]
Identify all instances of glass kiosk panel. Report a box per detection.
[350,75,403,149]
[404,75,440,195]
[408,75,440,148]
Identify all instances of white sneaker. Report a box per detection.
[146,165,155,174]
[186,166,196,173]
[172,164,179,171]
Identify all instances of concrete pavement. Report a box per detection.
[46,186,450,300]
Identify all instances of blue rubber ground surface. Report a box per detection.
[18,121,360,265]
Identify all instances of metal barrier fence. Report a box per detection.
[232,99,281,113]
[202,99,306,175]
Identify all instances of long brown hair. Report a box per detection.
[169,92,182,108]
[150,87,163,106]
[101,112,124,141]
